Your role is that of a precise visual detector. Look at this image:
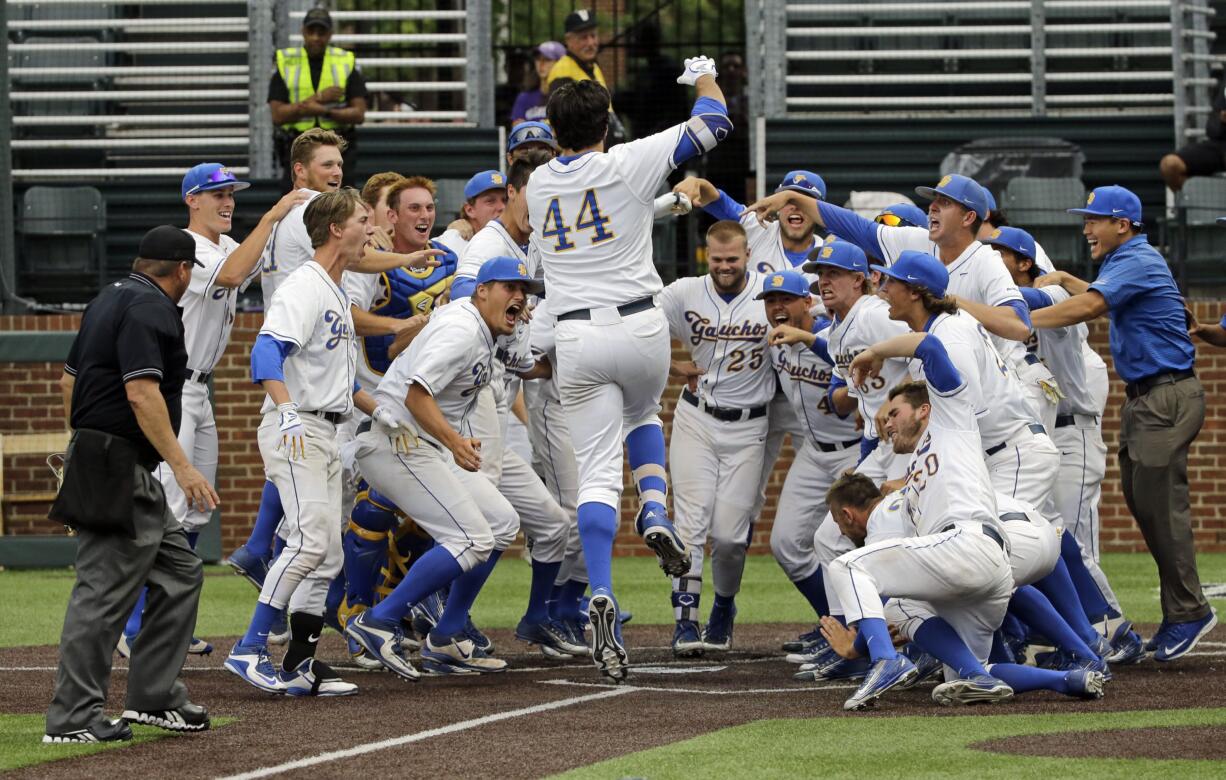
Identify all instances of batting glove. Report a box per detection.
[372,405,418,454]
[653,191,693,218]
[277,402,307,461]
[677,55,718,86]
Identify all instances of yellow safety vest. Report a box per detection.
[275,46,355,132]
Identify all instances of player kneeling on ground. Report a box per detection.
[346,257,542,679]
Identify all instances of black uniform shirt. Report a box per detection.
[64,272,188,464]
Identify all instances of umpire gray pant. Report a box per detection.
[47,465,203,733]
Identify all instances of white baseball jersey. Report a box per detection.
[772,322,861,446]
[875,225,1028,370]
[1031,284,1106,417]
[864,489,911,546]
[898,344,1001,537]
[455,220,528,281]
[825,294,913,439]
[659,271,775,408]
[374,298,495,447]
[527,125,688,315]
[181,229,252,374]
[342,270,384,393]
[740,213,818,275]
[438,226,470,260]
[923,311,1037,447]
[259,260,356,416]
[261,188,322,308]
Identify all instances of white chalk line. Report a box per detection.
[538,678,859,695]
[213,686,635,780]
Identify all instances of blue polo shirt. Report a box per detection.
[1088,234,1195,384]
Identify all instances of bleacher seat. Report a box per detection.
[1002,177,1088,274]
[1178,177,1226,287]
[17,186,108,304]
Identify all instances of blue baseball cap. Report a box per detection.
[1067,185,1143,226]
[982,186,997,214]
[181,162,249,200]
[871,250,949,298]
[876,202,928,229]
[915,174,990,221]
[755,269,810,300]
[775,170,827,200]
[464,170,508,200]
[802,240,868,275]
[982,226,1037,261]
[476,256,545,295]
[507,121,559,152]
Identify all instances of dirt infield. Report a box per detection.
[2,623,1223,779]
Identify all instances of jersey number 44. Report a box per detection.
[543,190,616,251]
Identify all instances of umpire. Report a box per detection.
[1031,185,1217,661]
[45,226,218,743]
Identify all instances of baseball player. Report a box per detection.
[745,175,1063,434]
[822,473,1107,704]
[656,220,772,656]
[446,153,582,658]
[117,165,308,659]
[435,170,509,259]
[992,226,1141,661]
[506,120,560,167]
[526,58,731,680]
[754,268,862,638]
[830,254,1017,711]
[345,257,542,679]
[225,188,379,696]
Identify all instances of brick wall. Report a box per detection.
[4,305,1225,554]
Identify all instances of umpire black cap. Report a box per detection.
[138,225,203,266]
[564,9,598,34]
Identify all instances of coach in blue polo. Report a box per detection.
[1031,185,1216,660]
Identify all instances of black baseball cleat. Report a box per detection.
[121,702,210,732]
[589,592,629,683]
[44,718,133,744]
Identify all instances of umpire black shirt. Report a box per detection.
[64,272,188,465]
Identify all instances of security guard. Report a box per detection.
[268,7,368,183]
[45,226,217,744]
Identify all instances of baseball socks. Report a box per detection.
[855,617,898,662]
[282,612,324,672]
[917,618,1084,696]
[576,503,618,594]
[240,601,282,647]
[625,424,669,520]
[792,568,830,618]
[1034,560,1110,649]
[1009,585,1099,661]
[240,480,284,558]
[433,550,503,638]
[524,559,562,624]
[550,579,588,622]
[367,546,464,624]
[1058,532,1112,621]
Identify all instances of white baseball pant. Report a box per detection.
[985,430,1061,520]
[669,398,769,597]
[1017,359,1059,435]
[155,380,217,532]
[257,412,343,614]
[748,392,803,523]
[828,526,1014,664]
[1052,416,1121,613]
[998,513,1060,588]
[353,425,507,571]
[525,382,586,583]
[770,438,860,583]
[554,306,671,509]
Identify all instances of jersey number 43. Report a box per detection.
[543,190,615,251]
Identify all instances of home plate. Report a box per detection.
[631,665,727,675]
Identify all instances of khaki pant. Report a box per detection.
[1119,375,1211,622]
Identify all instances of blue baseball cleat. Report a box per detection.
[422,633,507,674]
[224,545,270,591]
[224,642,285,694]
[1064,668,1107,699]
[463,616,495,655]
[635,507,691,578]
[588,591,629,682]
[516,618,588,657]
[280,658,358,697]
[410,590,445,639]
[1105,620,1145,665]
[345,611,421,682]
[1152,609,1218,662]
[782,625,825,653]
[672,620,705,658]
[931,673,1014,706]
[843,656,918,711]
[702,603,736,652]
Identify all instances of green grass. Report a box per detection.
[0,714,231,771]
[553,708,1226,780]
[1,552,1223,647]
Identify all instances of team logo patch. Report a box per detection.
[937,175,953,188]
[771,274,784,287]
[793,174,806,184]
[824,233,837,244]
[491,173,504,185]
[990,228,1001,239]
[1087,192,1096,205]
[821,246,834,258]
[517,262,528,277]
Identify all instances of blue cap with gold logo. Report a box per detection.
[802,240,868,275]
[755,269,810,299]
[464,170,508,200]
[775,170,827,200]
[476,256,544,295]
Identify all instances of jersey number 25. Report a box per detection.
[543,190,615,251]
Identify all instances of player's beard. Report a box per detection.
[711,269,747,295]
[890,419,925,455]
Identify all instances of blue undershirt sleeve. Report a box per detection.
[914,334,963,393]
[702,190,745,222]
[827,375,851,419]
[1020,286,1053,311]
[808,334,834,364]
[817,202,886,260]
[251,333,295,384]
[1004,299,1032,328]
[670,96,732,167]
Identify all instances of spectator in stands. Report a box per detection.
[268,7,368,185]
[1159,70,1226,191]
[510,41,565,126]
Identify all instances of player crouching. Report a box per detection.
[345,257,542,679]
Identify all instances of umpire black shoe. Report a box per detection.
[44,718,133,744]
[121,702,210,732]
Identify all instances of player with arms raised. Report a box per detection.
[527,58,732,680]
